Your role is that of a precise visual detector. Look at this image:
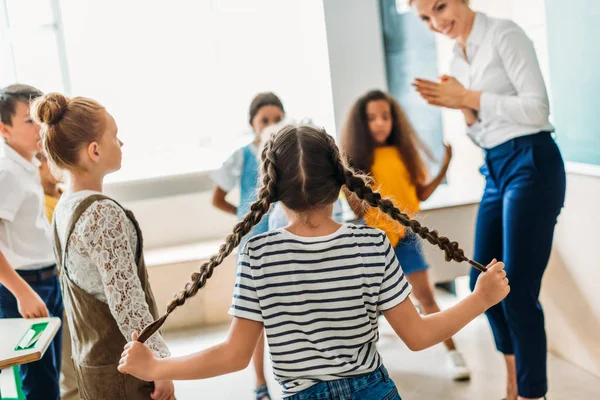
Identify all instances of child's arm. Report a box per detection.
[212,186,237,216]
[415,144,452,201]
[342,187,365,220]
[210,147,244,216]
[119,245,264,382]
[79,201,171,359]
[119,317,263,381]
[0,250,49,318]
[0,169,49,318]
[383,260,509,351]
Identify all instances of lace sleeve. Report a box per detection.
[78,200,170,358]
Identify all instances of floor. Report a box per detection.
[163,283,600,400]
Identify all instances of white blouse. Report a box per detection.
[54,190,170,359]
[450,12,554,149]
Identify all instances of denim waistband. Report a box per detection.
[485,131,554,156]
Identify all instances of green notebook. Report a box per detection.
[0,366,25,400]
[13,322,48,351]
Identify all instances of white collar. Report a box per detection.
[453,12,488,59]
[0,140,40,172]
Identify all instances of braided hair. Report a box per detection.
[137,125,485,343]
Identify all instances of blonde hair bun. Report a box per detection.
[31,92,69,125]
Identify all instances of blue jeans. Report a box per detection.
[0,266,64,400]
[287,366,401,400]
[470,132,565,398]
[394,233,429,275]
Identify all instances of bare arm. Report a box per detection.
[212,186,237,216]
[119,317,263,381]
[416,144,452,201]
[0,250,49,318]
[383,261,509,351]
[342,187,365,220]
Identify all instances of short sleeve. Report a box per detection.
[0,169,25,222]
[229,248,263,322]
[210,147,244,192]
[378,234,412,311]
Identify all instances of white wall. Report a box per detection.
[322,0,388,133]
[541,174,600,378]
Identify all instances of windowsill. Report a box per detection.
[144,239,224,268]
[421,183,483,211]
[105,170,214,202]
[107,161,599,205]
[566,162,600,178]
[143,183,484,268]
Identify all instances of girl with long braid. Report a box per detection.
[118,126,509,400]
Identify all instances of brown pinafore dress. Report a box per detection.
[53,194,159,400]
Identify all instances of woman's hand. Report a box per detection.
[413,75,469,109]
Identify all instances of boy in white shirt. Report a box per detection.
[0,84,63,400]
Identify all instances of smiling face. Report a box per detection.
[411,0,472,40]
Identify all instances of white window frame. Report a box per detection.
[0,0,71,94]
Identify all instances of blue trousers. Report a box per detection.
[287,366,401,400]
[0,267,63,400]
[470,132,565,398]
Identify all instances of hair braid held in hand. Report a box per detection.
[138,125,485,344]
[323,134,487,273]
[137,137,279,343]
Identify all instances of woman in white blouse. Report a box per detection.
[411,1,565,400]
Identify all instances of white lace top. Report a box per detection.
[54,190,170,358]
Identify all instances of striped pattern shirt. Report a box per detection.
[229,224,412,397]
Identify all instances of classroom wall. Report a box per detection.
[109,0,389,250]
[544,0,600,165]
[118,1,600,377]
[542,175,600,377]
[322,0,388,132]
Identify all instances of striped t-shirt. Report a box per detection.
[229,224,412,397]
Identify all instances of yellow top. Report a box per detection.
[44,194,60,223]
[364,146,420,247]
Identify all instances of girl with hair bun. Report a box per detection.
[32,93,175,400]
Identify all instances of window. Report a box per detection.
[59,0,335,182]
[0,0,69,92]
[545,0,600,166]
[1,0,336,183]
[380,0,445,171]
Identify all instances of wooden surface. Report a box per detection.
[0,317,61,369]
